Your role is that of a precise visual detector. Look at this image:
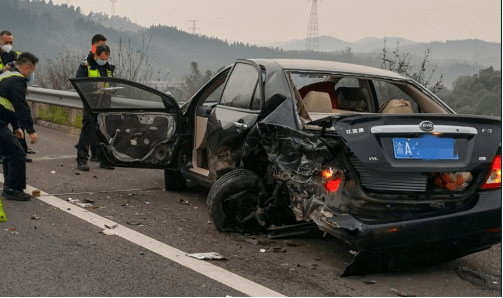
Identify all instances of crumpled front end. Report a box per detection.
[254,122,501,276]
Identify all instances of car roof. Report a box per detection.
[249,58,407,80]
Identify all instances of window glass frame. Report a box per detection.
[218,61,264,112]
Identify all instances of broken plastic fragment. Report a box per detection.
[104,224,118,229]
[51,171,56,174]
[76,203,93,208]
[186,252,225,260]
[178,199,191,206]
[103,229,118,236]
[260,249,266,253]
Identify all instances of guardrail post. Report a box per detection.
[67,107,77,124]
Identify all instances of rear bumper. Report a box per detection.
[327,189,501,252]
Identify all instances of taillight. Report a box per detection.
[321,168,344,193]
[481,155,501,190]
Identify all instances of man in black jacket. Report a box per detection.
[75,43,115,171]
[0,52,38,201]
[0,30,35,162]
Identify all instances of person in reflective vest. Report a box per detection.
[0,52,39,201]
[75,44,115,171]
[0,31,21,74]
[0,30,35,160]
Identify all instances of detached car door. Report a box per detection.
[70,77,181,169]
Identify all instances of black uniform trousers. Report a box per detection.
[0,126,26,191]
[75,104,97,163]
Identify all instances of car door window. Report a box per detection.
[72,80,167,110]
[219,63,259,109]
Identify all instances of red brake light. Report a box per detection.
[324,178,341,193]
[481,155,501,190]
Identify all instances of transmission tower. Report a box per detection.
[189,20,199,35]
[305,0,320,52]
[110,0,117,16]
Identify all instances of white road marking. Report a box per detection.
[32,155,76,161]
[0,175,284,297]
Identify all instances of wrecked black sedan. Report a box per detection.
[71,59,501,274]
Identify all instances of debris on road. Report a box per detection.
[391,288,416,297]
[186,252,225,260]
[50,171,56,174]
[271,247,286,253]
[32,190,41,197]
[83,199,95,204]
[102,229,118,236]
[31,215,40,220]
[127,221,141,226]
[75,203,93,208]
[244,238,259,245]
[104,224,118,229]
[260,249,266,253]
[178,199,191,206]
[362,280,377,285]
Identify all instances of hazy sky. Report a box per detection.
[53,0,501,45]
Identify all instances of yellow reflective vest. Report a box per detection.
[0,70,24,112]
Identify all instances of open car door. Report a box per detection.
[70,77,181,169]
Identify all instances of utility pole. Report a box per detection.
[110,0,117,16]
[305,0,320,52]
[189,20,199,35]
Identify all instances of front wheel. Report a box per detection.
[207,169,267,233]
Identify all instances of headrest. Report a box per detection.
[303,91,333,113]
[335,87,368,111]
[378,99,413,114]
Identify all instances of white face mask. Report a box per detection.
[1,44,12,53]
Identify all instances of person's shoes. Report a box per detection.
[26,149,37,154]
[77,161,90,171]
[90,156,99,162]
[1,187,33,201]
[25,156,32,163]
[99,163,115,170]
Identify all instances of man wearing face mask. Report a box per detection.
[0,31,21,74]
[0,31,35,163]
[75,44,115,171]
[0,52,38,201]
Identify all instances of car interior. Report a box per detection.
[289,73,448,122]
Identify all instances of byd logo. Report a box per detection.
[419,121,434,131]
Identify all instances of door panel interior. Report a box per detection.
[97,112,176,165]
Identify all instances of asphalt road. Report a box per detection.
[0,125,501,296]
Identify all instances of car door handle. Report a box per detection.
[233,122,248,132]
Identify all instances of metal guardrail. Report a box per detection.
[27,86,83,109]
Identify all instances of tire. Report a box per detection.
[164,169,186,191]
[207,169,267,233]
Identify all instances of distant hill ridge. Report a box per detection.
[260,36,500,66]
[1,0,499,89]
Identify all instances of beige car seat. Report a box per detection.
[303,91,333,113]
[379,99,414,114]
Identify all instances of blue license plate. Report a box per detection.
[393,135,459,160]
